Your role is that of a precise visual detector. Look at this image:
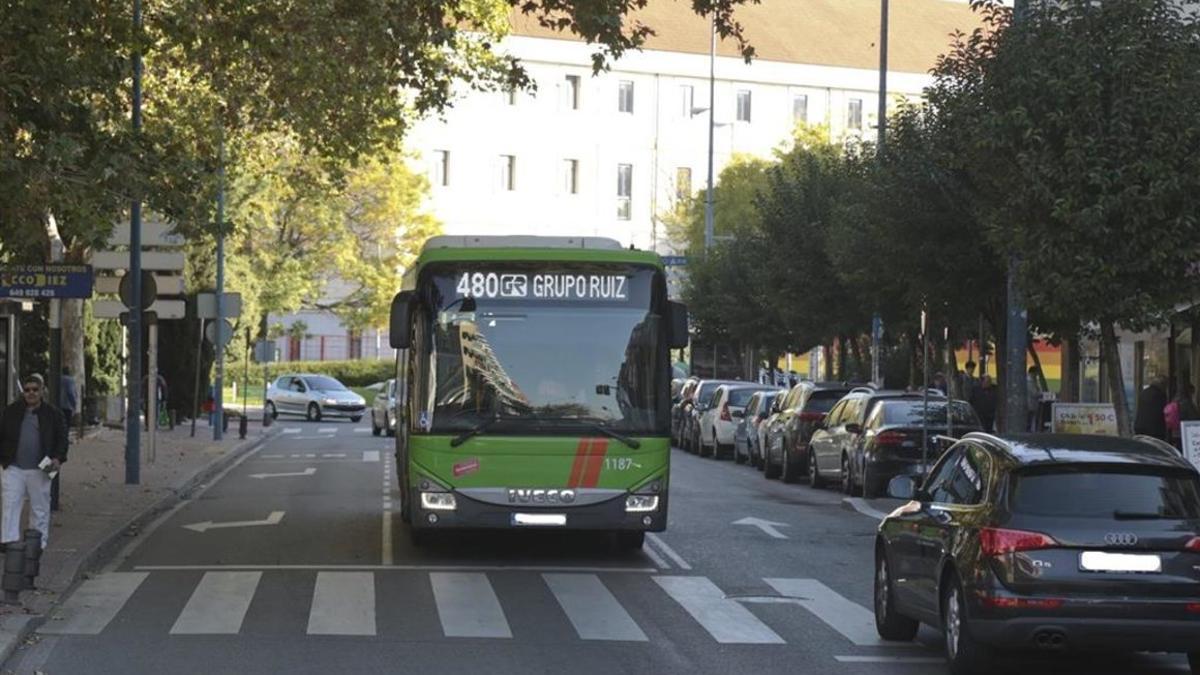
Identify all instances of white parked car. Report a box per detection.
[265,374,366,422]
[371,379,397,437]
[698,384,779,459]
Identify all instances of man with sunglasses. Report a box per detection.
[0,374,68,550]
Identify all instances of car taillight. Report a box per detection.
[1185,536,1200,552]
[799,411,825,422]
[875,431,906,447]
[980,595,1063,610]
[1187,603,1200,614]
[720,404,731,421]
[979,527,1058,556]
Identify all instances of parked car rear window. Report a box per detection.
[880,400,979,427]
[697,383,725,406]
[1011,467,1200,519]
[729,388,770,406]
[803,390,846,413]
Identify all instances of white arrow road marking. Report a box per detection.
[183,511,285,533]
[248,468,316,480]
[732,517,790,539]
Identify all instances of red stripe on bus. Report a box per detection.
[580,438,609,488]
[567,437,593,488]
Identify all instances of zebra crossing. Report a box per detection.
[41,570,895,648]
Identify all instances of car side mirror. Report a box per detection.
[844,423,863,435]
[389,290,415,349]
[667,301,689,349]
[886,475,918,500]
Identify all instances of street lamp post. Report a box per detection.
[703,15,716,254]
[871,0,889,387]
[1005,0,1030,434]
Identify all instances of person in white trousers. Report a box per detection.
[0,374,68,550]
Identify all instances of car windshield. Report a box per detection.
[423,266,663,434]
[1011,467,1200,519]
[880,400,979,427]
[304,376,347,392]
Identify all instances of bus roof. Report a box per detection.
[410,235,665,273]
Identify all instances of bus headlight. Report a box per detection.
[625,495,659,513]
[421,492,457,511]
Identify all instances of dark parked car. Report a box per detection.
[846,398,980,497]
[671,377,700,446]
[736,390,782,466]
[762,382,865,482]
[808,389,948,494]
[874,433,1200,675]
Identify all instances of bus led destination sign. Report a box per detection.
[455,272,628,301]
[0,264,94,299]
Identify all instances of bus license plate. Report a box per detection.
[512,513,567,527]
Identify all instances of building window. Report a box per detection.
[433,150,449,187]
[681,84,694,117]
[562,159,579,194]
[676,167,692,201]
[736,90,752,122]
[616,164,632,220]
[500,155,516,191]
[618,80,634,113]
[563,75,581,110]
[793,94,808,124]
[848,97,863,130]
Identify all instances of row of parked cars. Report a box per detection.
[671,375,1200,674]
[671,377,980,497]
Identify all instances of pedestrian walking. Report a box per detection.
[60,366,78,430]
[1164,383,1199,450]
[1134,375,1169,441]
[957,361,977,403]
[931,372,948,395]
[1027,366,1043,432]
[0,374,68,550]
[970,374,998,432]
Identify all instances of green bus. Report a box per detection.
[388,236,688,548]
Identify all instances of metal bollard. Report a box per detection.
[21,529,42,590]
[238,414,248,439]
[2,542,25,605]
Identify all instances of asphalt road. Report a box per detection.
[5,420,1191,674]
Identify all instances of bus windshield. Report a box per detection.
[422,266,664,435]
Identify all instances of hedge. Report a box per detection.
[264,358,395,388]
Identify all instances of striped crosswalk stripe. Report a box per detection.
[171,572,261,634]
[654,576,784,644]
[41,572,149,635]
[429,572,512,638]
[765,578,897,647]
[544,573,647,642]
[307,572,375,636]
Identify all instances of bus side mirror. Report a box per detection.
[668,301,689,349]
[389,291,414,349]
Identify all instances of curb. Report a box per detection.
[0,428,281,667]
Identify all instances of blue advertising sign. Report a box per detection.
[0,264,94,299]
[661,255,688,267]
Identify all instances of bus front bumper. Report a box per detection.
[412,490,668,532]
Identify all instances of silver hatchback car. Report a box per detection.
[265,374,366,422]
[370,379,397,437]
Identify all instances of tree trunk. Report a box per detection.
[62,297,86,404]
[823,342,834,380]
[993,319,1008,432]
[1099,319,1132,436]
[848,335,866,381]
[1059,334,1079,403]
[1027,336,1048,391]
[836,335,848,380]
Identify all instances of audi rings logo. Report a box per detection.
[1104,532,1138,546]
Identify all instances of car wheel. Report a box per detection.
[763,444,782,479]
[265,401,278,420]
[371,412,382,436]
[781,444,803,484]
[306,402,322,422]
[385,415,396,437]
[874,548,919,641]
[615,531,645,550]
[841,454,854,495]
[861,463,878,498]
[1188,652,1199,674]
[734,441,747,465]
[942,573,992,675]
[809,449,826,488]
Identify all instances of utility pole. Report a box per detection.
[703,15,716,254]
[871,0,889,387]
[126,0,144,484]
[1004,0,1029,434]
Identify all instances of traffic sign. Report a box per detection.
[119,271,157,310]
[205,319,234,348]
[89,250,186,272]
[253,340,277,363]
[0,264,94,299]
[661,255,688,267]
[94,298,186,320]
[196,292,242,320]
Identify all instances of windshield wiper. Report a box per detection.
[529,416,641,449]
[449,415,501,447]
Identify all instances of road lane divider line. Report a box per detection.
[40,572,150,635]
[430,572,513,638]
[354,428,370,433]
[317,427,337,434]
[133,564,660,573]
[382,453,394,565]
[843,497,891,521]
[654,576,784,644]
[281,428,301,434]
[764,578,917,648]
[646,533,691,570]
[170,571,261,634]
[322,453,347,458]
[308,572,376,636]
[543,573,648,641]
[641,540,670,570]
[363,450,381,463]
[834,656,944,664]
[248,468,316,480]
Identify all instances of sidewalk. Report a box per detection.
[0,421,278,665]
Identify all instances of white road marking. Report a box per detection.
[362,450,380,463]
[430,572,512,638]
[317,427,337,434]
[640,540,670,570]
[261,454,284,458]
[307,572,376,635]
[765,578,909,647]
[248,468,316,479]
[304,453,316,458]
[646,533,691,570]
[182,511,285,533]
[134,564,659,573]
[381,511,393,566]
[281,427,301,434]
[40,572,149,635]
[321,453,346,458]
[170,571,261,634]
[543,574,647,642]
[354,428,371,434]
[654,576,784,644]
[732,516,790,539]
[844,497,891,521]
[834,656,944,664]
